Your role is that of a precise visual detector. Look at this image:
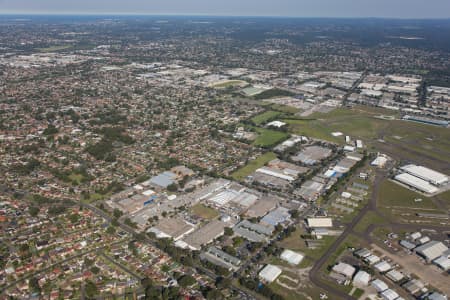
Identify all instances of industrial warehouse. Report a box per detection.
[394,164,449,195]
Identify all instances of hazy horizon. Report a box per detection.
[1,0,450,19]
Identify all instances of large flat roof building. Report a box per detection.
[260,207,290,227]
[200,246,241,271]
[400,164,449,186]
[233,220,273,242]
[291,145,332,165]
[148,218,195,241]
[182,220,226,250]
[395,173,439,194]
[149,171,177,188]
[306,217,333,228]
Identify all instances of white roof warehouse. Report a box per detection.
[400,164,449,186]
[415,241,448,262]
[394,173,439,194]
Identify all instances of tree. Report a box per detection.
[224,227,233,236]
[215,276,231,289]
[28,277,41,294]
[206,289,224,300]
[69,213,79,224]
[29,206,39,217]
[43,124,58,135]
[111,218,119,227]
[178,275,196,287]
[289,209,299,219]
[167,183,178,192]
[113,208,123,219]
[85,280,98,298]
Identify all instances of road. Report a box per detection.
[1,240,125,296]
[99,252,144,280]
[80,201,256,299]
[309,169,386,300]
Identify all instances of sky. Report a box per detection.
[0,0,450,19]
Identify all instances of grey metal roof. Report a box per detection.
[150,171,176,188]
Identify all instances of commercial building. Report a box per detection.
[259,264,282,283]
[400,240,416,251]
[332,262,356,278]
[306,217,333,228]
[149,171,177,188]
[426,292,448,300]
[414,241,448,262]
[260,207,291,227]
[200,246,241,271]
[381,289,400,300]
[148,218,195,241]
[365,254,381,265]
[181,220,226,250]
[386,270,405,283]
[255,167,295,182]
[245,196,278,218]
[280,249,304,265]
[354,248,371,259]
[433,253,450,271]
[372,279,389,292]
[291,145,332,165]
[296,180,324,202]
[371,155,388,168]
[403,279,425,295]
[374,261,393,273]
[233,220,273,242]
[353,270,371,286]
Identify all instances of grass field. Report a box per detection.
[191,204,219,219]
[377,180,438,209]
[278,226,337,260]
[284,118,342,143]
[253,127,289,148]
[269,103,301,114]
[283,105,450,169]
[253,88,295,100]
[251,110,282,125]
[231,152,277,180]
[68,173,85,185]
[354,211,386,233]
[211,80,247,88]
[37,45,73,52]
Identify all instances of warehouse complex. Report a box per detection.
[394,164,449,195]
